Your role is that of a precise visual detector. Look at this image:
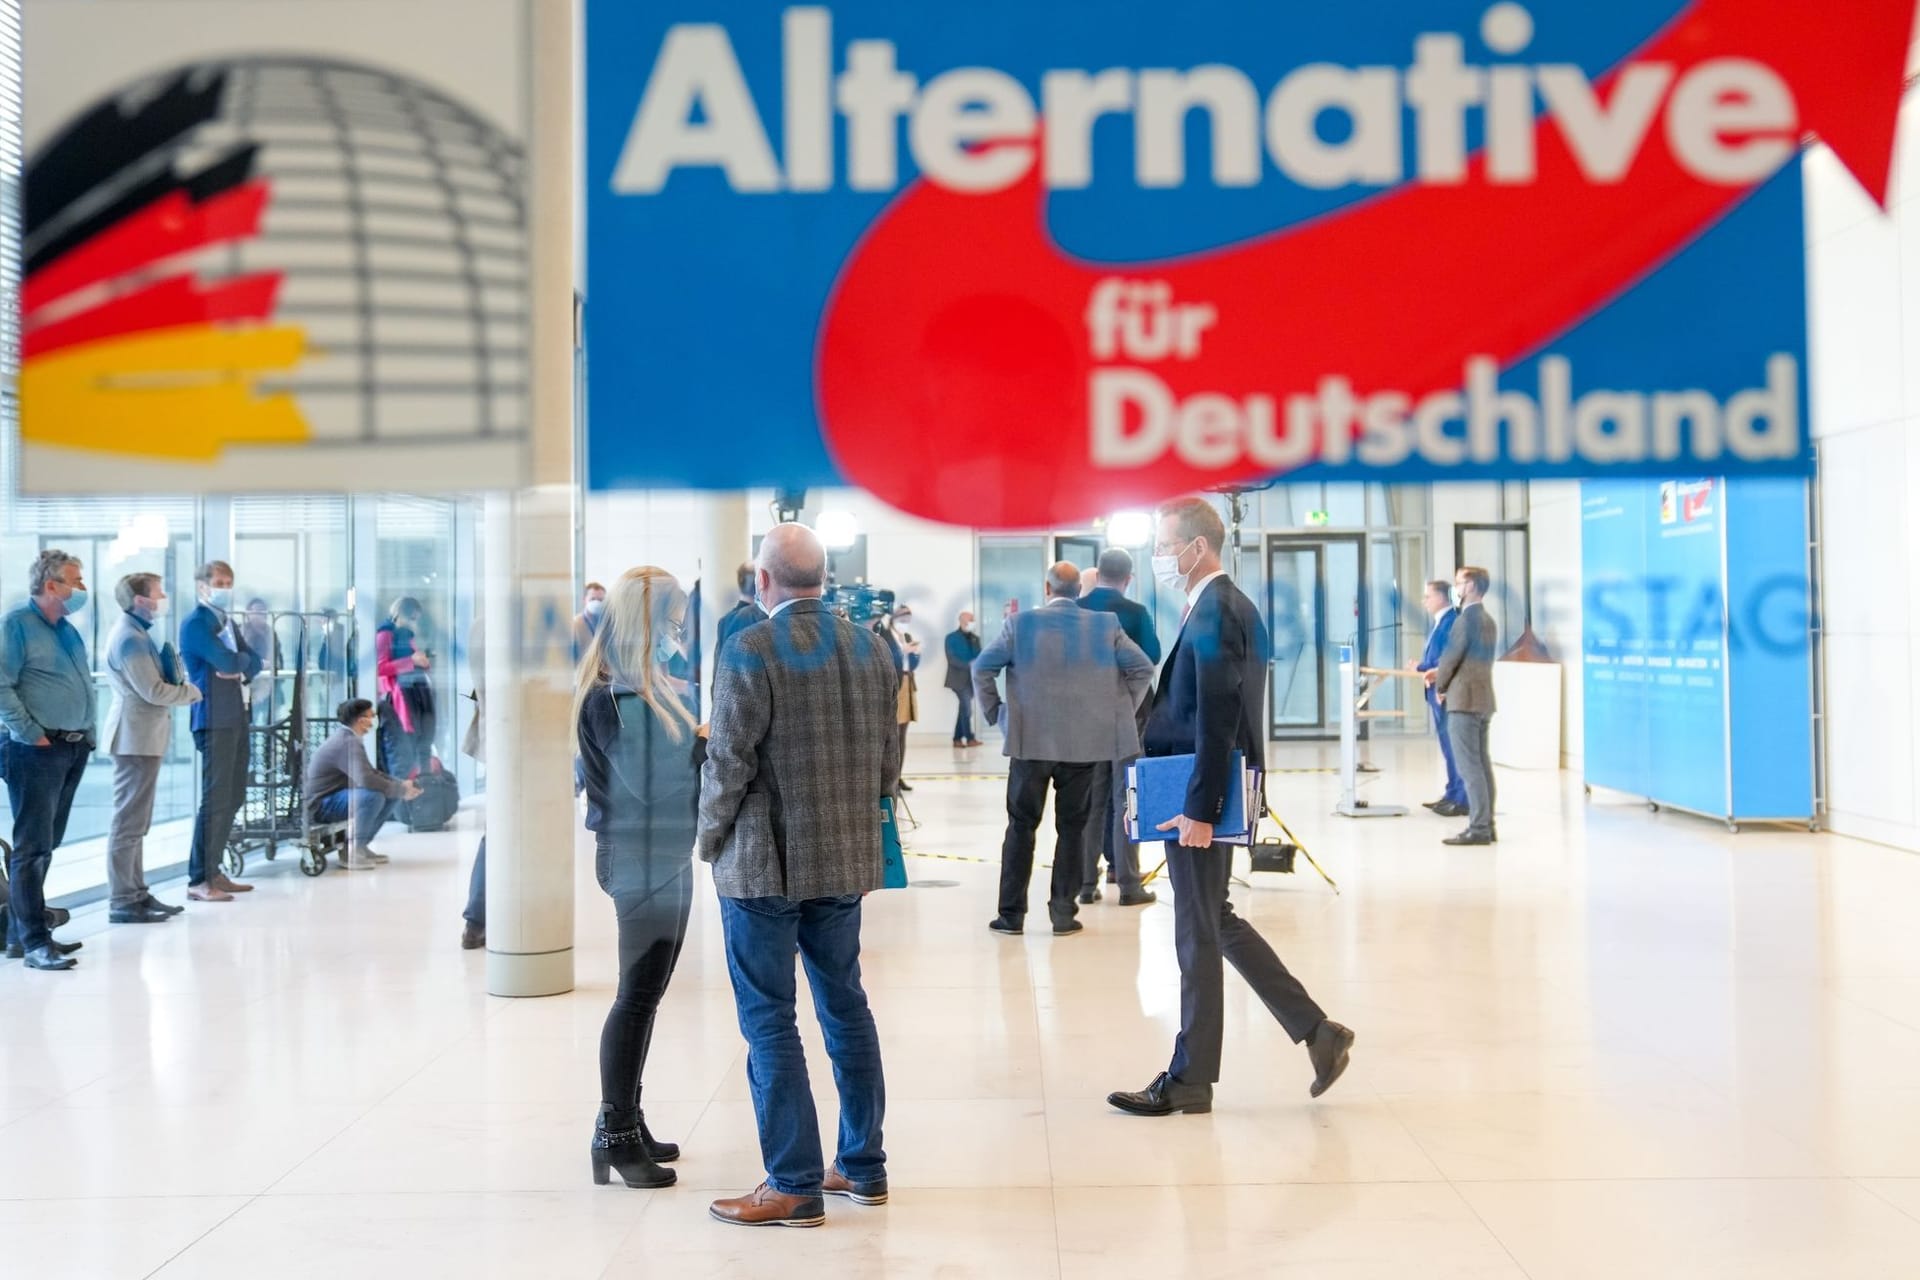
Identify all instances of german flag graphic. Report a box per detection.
[22,69,310,460]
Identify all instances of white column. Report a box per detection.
[484,0,577,998]
[693,494,751,698]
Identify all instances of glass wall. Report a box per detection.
[0,491,483,899]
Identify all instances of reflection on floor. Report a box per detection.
[6,739,1920,1278]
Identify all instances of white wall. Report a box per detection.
[1527,481,1585,769]
[1804,83,1920,853]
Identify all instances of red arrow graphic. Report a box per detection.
[816,0,1913,529]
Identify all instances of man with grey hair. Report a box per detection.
[975,560,1154,937]
[0,549,96,968]
[699,522,903,1228]
[104,572,202,923]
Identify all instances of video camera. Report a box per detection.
[824,583,897,627]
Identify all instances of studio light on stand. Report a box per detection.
[1105,509,1153,547]
[815,509,859,552]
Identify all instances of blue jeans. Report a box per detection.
[1428,691,1468,807]
[4,738,89,951]
[314,787,400,846]
[719,893,887,1197]
[952,689,974,743]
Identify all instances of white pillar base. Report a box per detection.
[486,947,575,998]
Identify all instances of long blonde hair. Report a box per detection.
[572,566,698,750]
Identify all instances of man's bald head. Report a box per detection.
[1045,561,1083,600]
[757,522,828,607]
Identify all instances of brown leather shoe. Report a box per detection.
[708,1181,826,1228]
[823,1167,888,1206]
[213,873,254,894]
[187,883,234,903]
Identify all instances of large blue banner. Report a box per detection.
[1581,475,1812,822]
[585,2,1910,527]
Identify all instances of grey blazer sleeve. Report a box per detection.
[1433,605,1471,696]
[1116,631,1153,709]
[112,629,202,709]
[696,640,772,861]
[971,621,1014,727]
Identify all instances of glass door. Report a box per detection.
[1267,532,1367,739]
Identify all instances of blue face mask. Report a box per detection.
[64,587,89,614]
[206,587,233,612]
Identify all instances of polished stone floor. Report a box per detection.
[6,739,1920,1278]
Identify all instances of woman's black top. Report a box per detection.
[577,683,700,869]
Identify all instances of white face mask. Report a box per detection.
[1152,539,1199,591]
[136,596,167,621]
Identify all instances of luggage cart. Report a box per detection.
[222,611,358,879]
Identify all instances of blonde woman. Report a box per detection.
[574,567,702,1190]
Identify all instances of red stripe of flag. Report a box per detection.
[22,182,270,317]
[23,272,283,360]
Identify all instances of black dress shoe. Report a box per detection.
[110,905,172,924]
[1076,889,1099,905]
[1433,801,1468,817]
[23,944,77,971]
[1421,799,1447,812]
[1442,833,1493,846]
[4,943,21,960]
[143,895,186,917]
[1118,890,1157,907]
[461,922,486,951]
[1108,1071,1213,1116]
[988,917,1023,936]
[1052,918,1084,936]
[1308,1020,1356,1098]
[898,780,914,793]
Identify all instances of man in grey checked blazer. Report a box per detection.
[974,561,1154,937]
[698,523,903,1229]
[103,573,201,923]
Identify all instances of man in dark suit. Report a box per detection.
[180,560,262,904]
[1414,579,1469,818]
[1429,565,1499,846]
[698,524,903,1228]
[1076,548,1161,907]
[975,562,1154,937]
[715,561,766,655]
[1108,498,1353,1117]
[942,611,983,747]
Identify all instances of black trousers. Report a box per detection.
[189,728,250,886]
[1166,842,1326,1084]
[4,738,89,951]
[598,842,695,1130]
[997,759,1097,926]
[1081,757,1142,893]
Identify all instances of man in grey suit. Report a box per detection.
[103,573,202,923]
[699,523,903,1230]
[974,561,1154,937]
[1429,565,1499,846]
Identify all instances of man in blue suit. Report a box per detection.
[1108,497,1352,1117]
[1415,579,1469,818]
[1076,549,1161,906]
[180,560,262,903]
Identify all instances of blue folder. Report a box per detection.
[1127,752,1256,844]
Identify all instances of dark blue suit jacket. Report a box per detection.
[181,604,262,732]
[1142,576,1268,824]
[1078,586,1162,664]
[715,599,766,655]
[1417,607,1458,710]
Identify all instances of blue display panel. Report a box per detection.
[1581,476,1811,822]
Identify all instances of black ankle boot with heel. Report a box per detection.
[591,1105,675,1189]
